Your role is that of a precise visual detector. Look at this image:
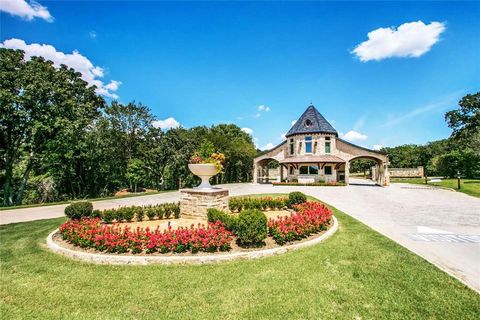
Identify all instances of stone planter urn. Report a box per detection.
[188,163,219,189]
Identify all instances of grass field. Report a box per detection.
[390,178,480,198]
[0,190,175,211]
[1,194,479,319]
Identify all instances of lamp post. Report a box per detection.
[457,170,461,190]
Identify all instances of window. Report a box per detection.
[289,138,294,155]
[325,141,331,154]
[309,166,318,174]
[324,166,332,175]
[289,166,294,175]
[305,136,312,153]
[304,119,313,127]
[299,165,318,175]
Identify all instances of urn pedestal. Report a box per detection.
[180,188,229,219]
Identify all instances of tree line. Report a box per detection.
[0,49,256,206]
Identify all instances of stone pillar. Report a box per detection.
[180,188,229,219]
[253,162,258,183]
[345,162,350,185]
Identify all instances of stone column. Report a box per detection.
[253,162,258,184]
[344,162,350,185]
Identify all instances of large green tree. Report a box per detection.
[0,49,104,205]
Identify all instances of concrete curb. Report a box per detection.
[46,216,338,265]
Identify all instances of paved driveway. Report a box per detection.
[1,179,479,292]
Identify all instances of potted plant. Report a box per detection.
[188,142,225,189]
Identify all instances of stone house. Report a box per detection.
[253,104,389,186]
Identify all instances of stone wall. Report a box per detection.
[389,166,424,178]
[180,188,229,219]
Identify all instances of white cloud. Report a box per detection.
[241,127,253,135]
[261,143,275,150]
[0,0,53,21]
[280,132,287,140]
[372,144,383,151]
[153,117,180,130]
[255,113,261,118]
[89,31,97,39]
[0,38,121,98]
[342,130,368,142]
[258,105,270,112]
[352,21,446,62]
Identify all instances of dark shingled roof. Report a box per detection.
[286,104,338,137]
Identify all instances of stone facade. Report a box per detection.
[254,104,390,186]
[180,188,229,218]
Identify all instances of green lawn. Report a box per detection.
[1,195,479,319]
[391,178,480,198]
[0,190,175,211]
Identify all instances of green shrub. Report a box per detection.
[102,209,115,223]
[173,203,181,218]
[236,209,267,246]
[287,192,307,208]
[122,207,135,222]
[146,207,156,220]
[91,209,101,218]
[134,207,144,221]
[207,208,237,231]
[64,201,93,220]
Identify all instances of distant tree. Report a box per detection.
[445,92,480,149]
[126,159,145,192]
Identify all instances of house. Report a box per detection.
[253,104,389,186]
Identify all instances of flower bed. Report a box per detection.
[268,202,333,245]
[59,218,232,254]
[272,181,345,186]
[57,198,333,256]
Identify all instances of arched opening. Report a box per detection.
[255,158,282,184]
[348,155,388,186]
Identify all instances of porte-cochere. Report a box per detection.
[253,104,390,186]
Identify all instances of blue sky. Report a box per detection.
[1,1,479,150]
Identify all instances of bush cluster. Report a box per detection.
[236,209,268,246]
[64,201,96,220]
[228,196,287,212]
[207,208,237,232]
[100,203,180,223]
[208,208,267,246]
[287,192,307,208]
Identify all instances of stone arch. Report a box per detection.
[336,138,389,186]
[253,142,287,183]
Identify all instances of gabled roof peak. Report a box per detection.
[285,104,338,138]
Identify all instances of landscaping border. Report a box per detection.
[46,216,338,265]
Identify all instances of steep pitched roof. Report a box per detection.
[285,104,338,137]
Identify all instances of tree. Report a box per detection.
[445,92,480,149]
[0,49,104,205]
[126,159,145,192]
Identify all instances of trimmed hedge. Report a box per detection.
[273,181,345,186]
[207,208,237,232]
[229,196,287,212]
[64,201,95,220]
[100,202,180,223]
[236,209,268,246]
[287,192,307,208]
